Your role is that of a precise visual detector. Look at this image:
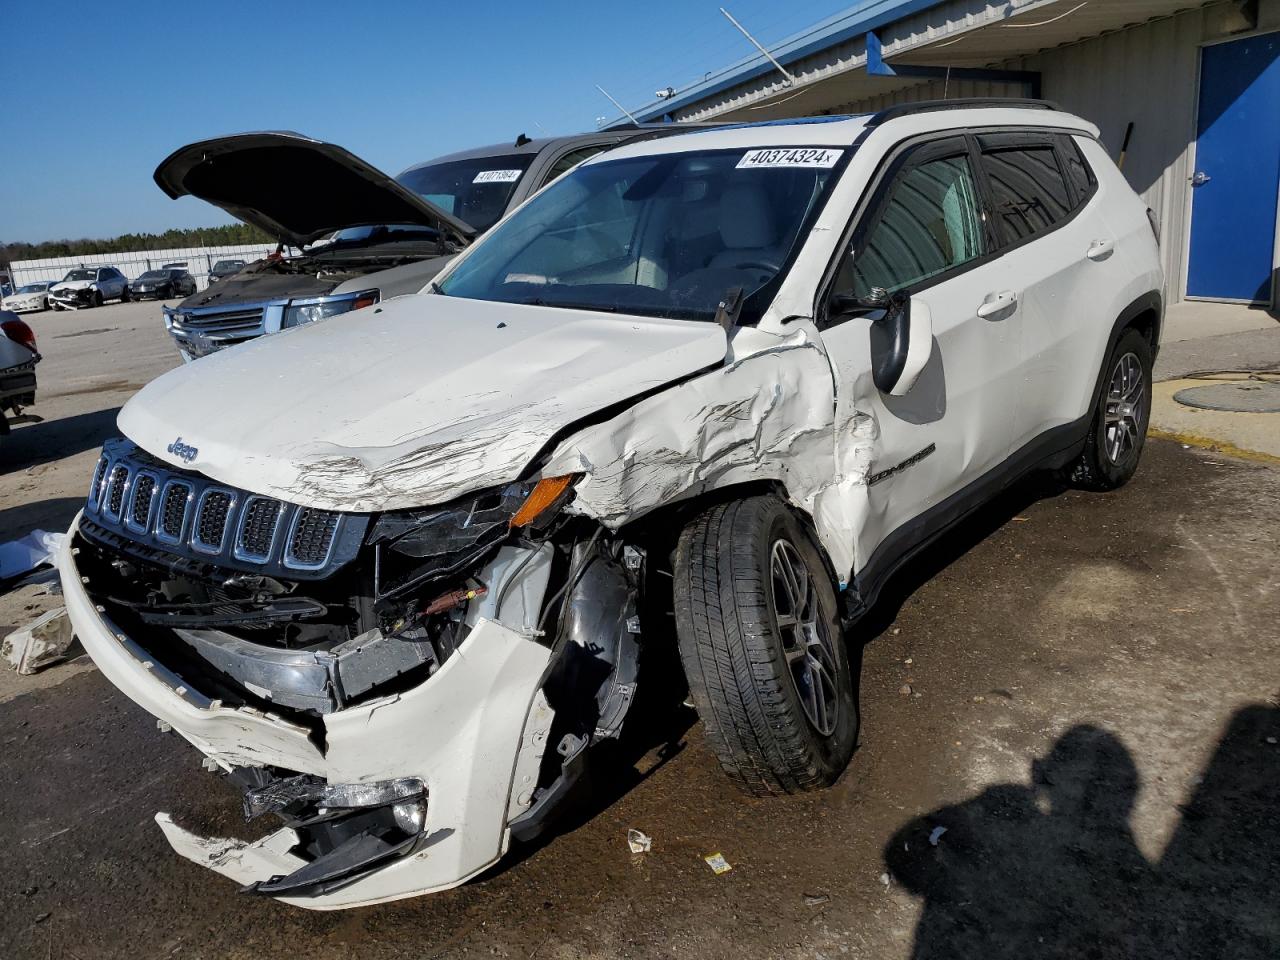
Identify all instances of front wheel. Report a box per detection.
[674,496,858,796]
[91,290,103,308]
[120,286,130,303]
[1069,327,1153,491]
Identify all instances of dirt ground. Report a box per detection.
[1,301,1277,959]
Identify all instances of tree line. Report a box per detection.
[0,223,273,268]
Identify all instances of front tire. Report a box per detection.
[1069,327,1153,491]
[120,286,130,303]
[674,496,857,796]
[91,290,103,308]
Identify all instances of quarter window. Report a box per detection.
[1062,137,1097,207]
[543,145,610,186]
[841,152,985,298]
[981,146,1072,243]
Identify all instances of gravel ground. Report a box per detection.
[1,301,1277,959]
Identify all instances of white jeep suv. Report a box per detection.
[62,100,1161,909]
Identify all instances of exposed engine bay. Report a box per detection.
[72,439,649,903]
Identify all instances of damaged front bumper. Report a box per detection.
[61,515,556,909]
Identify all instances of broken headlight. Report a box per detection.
[368,475,578,599]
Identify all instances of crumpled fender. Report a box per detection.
[543,324,877,582]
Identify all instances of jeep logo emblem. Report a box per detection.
[167,438,198,463]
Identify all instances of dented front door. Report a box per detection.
[817,136,1019,577]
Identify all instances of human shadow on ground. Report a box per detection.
[886,707,1280,960]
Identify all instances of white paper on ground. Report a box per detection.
[0,529,65,579]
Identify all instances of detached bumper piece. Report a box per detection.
[242,773,429,898]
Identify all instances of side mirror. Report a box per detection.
[870,294,934,397]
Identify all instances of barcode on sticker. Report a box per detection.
[737,148,842,170]
[473,169,523,184]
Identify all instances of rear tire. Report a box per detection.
[1069,327,1153,491]
[674,496,857,796]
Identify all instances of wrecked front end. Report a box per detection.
[63,438,644,908]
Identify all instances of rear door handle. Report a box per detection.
[977,290,1018,320]
[1087,239,1116,262]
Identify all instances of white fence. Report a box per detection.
[9,244,280,292]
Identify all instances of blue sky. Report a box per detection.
[1,0,854,243]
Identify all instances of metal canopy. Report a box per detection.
[618,0,1215,125]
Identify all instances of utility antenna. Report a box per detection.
[595,84,640,125]
[720,7,795,86]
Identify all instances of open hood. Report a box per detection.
[118,295,728,512]
[154,132,477,249]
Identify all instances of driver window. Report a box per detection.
[837,150,985,299]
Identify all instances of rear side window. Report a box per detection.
[980,145,1072,244]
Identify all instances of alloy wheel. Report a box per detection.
[1104,351,1145,465]
[770,538,840,736]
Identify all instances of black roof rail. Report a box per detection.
[865,98,1061,127]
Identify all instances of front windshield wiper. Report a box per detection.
[518,297,617,313]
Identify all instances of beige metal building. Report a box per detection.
[615,0,1280,313]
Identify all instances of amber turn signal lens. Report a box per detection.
[353,295,378,310]
[511,474,577,528]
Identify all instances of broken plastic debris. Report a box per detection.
[627,829,652,854]
[879,872,890,887]
[929,826,948,847]
[0,529,64,580]
[704,852,732,874]
[803,893,830,907]
[2,607,80,675]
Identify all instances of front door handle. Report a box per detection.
[1087,238,1116,262]
[977,290,1018,320]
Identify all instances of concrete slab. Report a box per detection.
[1154,326,1280,382]
[1161,300,1277,344]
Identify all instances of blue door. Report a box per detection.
[1186,32,1280,303]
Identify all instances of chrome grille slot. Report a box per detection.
[286,509,339,569]
[236,496,283,562]
[88,456,109,512]
[158,481,192,543]
[105,465,130,519]
[192,489,235,554]
[127,473,158,531]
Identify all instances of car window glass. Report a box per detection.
[1062,138,1096,206]
[981,146,1072,243]
[839,153,985,298]
[439,148,843,325]
[543,145,610,186]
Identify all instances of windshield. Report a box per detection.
[17,283,47,294]
[137,270,167,281]
[397,154,536,233]
[325,223,441,246]
[63,269,95,281]
[438,147,845,324]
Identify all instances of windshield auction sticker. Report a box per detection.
[473,169,524,184]
[736,148,843,169]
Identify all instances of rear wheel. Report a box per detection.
[674,496,857,796]
[1069,327,1153,491]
